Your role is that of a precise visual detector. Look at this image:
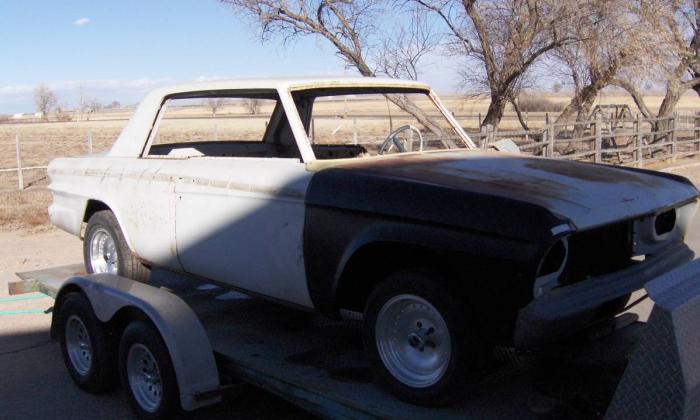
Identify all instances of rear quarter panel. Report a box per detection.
[48,156,180,270]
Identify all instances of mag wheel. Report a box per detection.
[84,210,150,283]
[364,270,487,406]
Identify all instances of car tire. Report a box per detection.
[58,292,116,392]
[84,210,150,283]
[119,320,179,420]
[363,269,487,406]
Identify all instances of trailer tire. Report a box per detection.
[363,270,487,406]
[119,320,179,420]
[58,292,116,393]
[84,210,150,283]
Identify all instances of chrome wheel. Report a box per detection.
[127,343,162,413]
[89,228,118,274]
[375,294,451,388]
[65,315,93,376]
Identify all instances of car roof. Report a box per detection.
[149,76,431,96]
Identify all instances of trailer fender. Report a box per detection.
[52,273,220,411]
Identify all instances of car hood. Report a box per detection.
[308,151,698,232]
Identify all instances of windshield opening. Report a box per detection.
[292,90,468,160]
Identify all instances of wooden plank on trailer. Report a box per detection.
[7,279,40,295]
[13,264,85,297]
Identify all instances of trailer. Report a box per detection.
[9,262,700,419]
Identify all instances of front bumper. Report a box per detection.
[514,242,694,347]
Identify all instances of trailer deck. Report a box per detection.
[11,264,641,418]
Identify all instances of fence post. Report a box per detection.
[671,112,678,162]
[352,118,358,145]
[479,125,487,149]
[15,134,24,190]
[595,114,602,163]
[695,111,700,153]
[87,130,93,154]
[478,113,482,128]
[548,114,555,158]
[634,114,642,166]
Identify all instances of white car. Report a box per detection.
[48,77,698,406]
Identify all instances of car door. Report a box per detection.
[174,157,312,307]
[155,92,314,308]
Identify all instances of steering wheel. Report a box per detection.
[378,125,424,155]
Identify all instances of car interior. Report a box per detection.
[147,90,368,160]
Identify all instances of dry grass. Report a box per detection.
[0,189,52,231]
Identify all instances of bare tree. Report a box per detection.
[375,9,440,80]
[611,0,699,124]
[218,0,443,134]
[206,98,228,116]
[551,0,666,126]
[243,98,260,114]
[83,97,103,121]
[408,0,583,128]
[33,84,57,120]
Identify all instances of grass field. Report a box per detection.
[0,90,698,231]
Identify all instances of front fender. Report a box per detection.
[304,205,541,319]
[52,274,220,411]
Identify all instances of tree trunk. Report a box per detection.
[655,83,683,142]
[572,97,595,139]
[510,99,529,131]
[556,84,599,127]
[481,93,508,128]
[556,52,626,129]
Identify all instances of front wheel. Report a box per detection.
[83,210,150,283]
[363,270,487,406]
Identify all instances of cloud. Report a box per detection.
[73,17,91,26]
[0,78,172,98]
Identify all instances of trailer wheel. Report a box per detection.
[363,270,487,406]
[58,292,116,392]
[84,210,150,283]
[119,320,179,420]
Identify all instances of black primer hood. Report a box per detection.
[306,151,698,240]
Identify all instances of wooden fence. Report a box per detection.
[473,112,700,167]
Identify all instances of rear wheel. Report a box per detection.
[84,210,149,283]
[363,270,487,406]
[119,321,179,420]
[58,292,116,392]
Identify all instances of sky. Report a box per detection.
[0,0,461,114]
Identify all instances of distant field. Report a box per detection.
[0,90,697,230]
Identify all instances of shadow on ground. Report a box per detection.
[0,327,309,419]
